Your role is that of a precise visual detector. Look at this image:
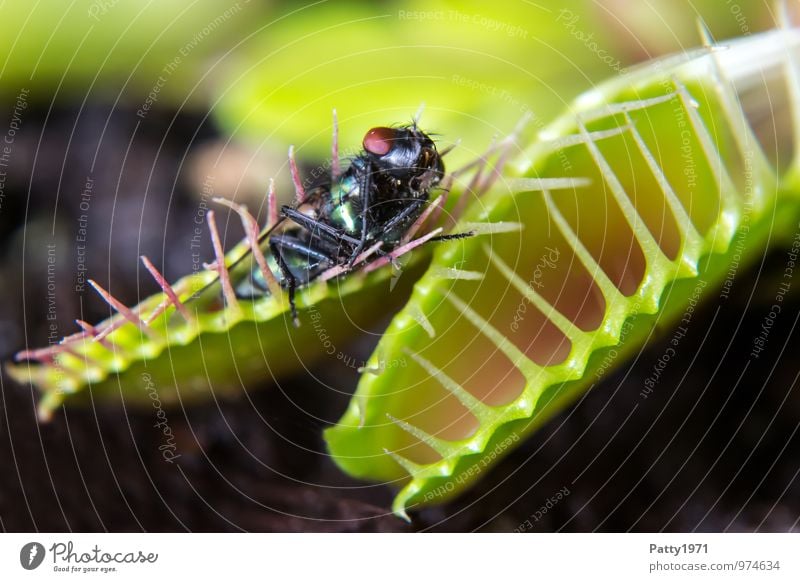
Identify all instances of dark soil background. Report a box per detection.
[0,103,798,532]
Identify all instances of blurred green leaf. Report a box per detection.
[0,0,266,106]
[212,0,618,167]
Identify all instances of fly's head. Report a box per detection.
[362,125,445,199]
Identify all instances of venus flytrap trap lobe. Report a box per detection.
[324,22,800,520]
[7,114,520,421]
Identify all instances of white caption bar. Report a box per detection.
[0,533,797,581]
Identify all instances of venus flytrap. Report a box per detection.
[325,21,800,519]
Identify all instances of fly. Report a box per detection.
[223,119,470,325]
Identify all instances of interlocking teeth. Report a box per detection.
[538,124,632,151]
[444,293,542,380]
[383,447,422,477]
[403,348,497,424]
[88,280,159,340]
[386,414,459,458]
[460,221,524,235]
[408,305,436,338]
[431,267,484,281]
[483,244,584,342]
[288,145,306,204]
[213,197,283,297]
[206,210,242,318]
[576,119,668,268]
[140,256,192,323]
[778,0,800,171]
[504,177,591,193]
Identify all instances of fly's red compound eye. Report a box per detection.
[363,127,395,156]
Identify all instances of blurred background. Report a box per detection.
[0,0,797,531]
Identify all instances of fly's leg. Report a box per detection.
[348,167,374,266]
[268,238,299,325]
[269,233,337,326]
[269,241,300,327]
[281,206,360,248]
[373,197,428,270]
[281,205,404,270]
[378,197,427,236]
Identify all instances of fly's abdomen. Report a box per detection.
[234,251,284,299]
[325,174,363,236]
[234,232,332,299]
